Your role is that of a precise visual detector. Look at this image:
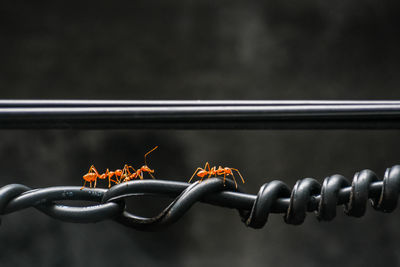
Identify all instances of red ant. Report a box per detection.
[81,165,120,189]
[116,146,158,184]
[81,146,158,189]
[81,165,98,189]
[188,162,245,188]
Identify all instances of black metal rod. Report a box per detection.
[1,100,400,107]
[1,101,400,129]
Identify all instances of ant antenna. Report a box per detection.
[144,146,158,166]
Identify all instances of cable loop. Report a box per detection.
[317,175,350,221]
[345,170,379,217]
[244,180,291,228]
[374,165,400,212]
[284,178,321,225]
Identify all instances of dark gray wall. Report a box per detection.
[1,1,400,266]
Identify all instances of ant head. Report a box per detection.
[224,168,233,174]
[142,166,154,173]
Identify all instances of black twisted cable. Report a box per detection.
[0,165,399,230]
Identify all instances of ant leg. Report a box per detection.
[213,166,221,179]
[121,165,128,175]
[117,173,123,184]
[204,162,211,172]
[148,172,156,179]
[87,165,95,173]
[231,168,245,184]
[92,165,99,174]
[108,170,115,178]
[104,172,113,188]
[126,165,136,174]
[203,162,212,180]
[126,166,136,180]
[207,167,216,181]
[214,166,221,177]
[89,165,100,177]
[189,168,202,183]
[101,169,110,188]
[104,169,111,188]
[108,174,117,186]
[230,173,238,189]
[80,181,87,190]
[120,165,130,183]
[89,165,100,188]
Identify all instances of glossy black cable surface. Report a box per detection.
[1,100,400,129]
[0,165,399,230]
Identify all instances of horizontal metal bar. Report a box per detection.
[1,101,400,129]
[1,100,400,107]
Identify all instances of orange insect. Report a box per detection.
[99,168,123,187]
[81,146,158,189]
[81,165,120,189]
[81,165,99,189]
[188,162,245,188]
[116,146,158,183]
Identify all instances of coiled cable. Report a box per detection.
[0,165,399,230]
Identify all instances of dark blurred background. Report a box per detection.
[1,1,400,266]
